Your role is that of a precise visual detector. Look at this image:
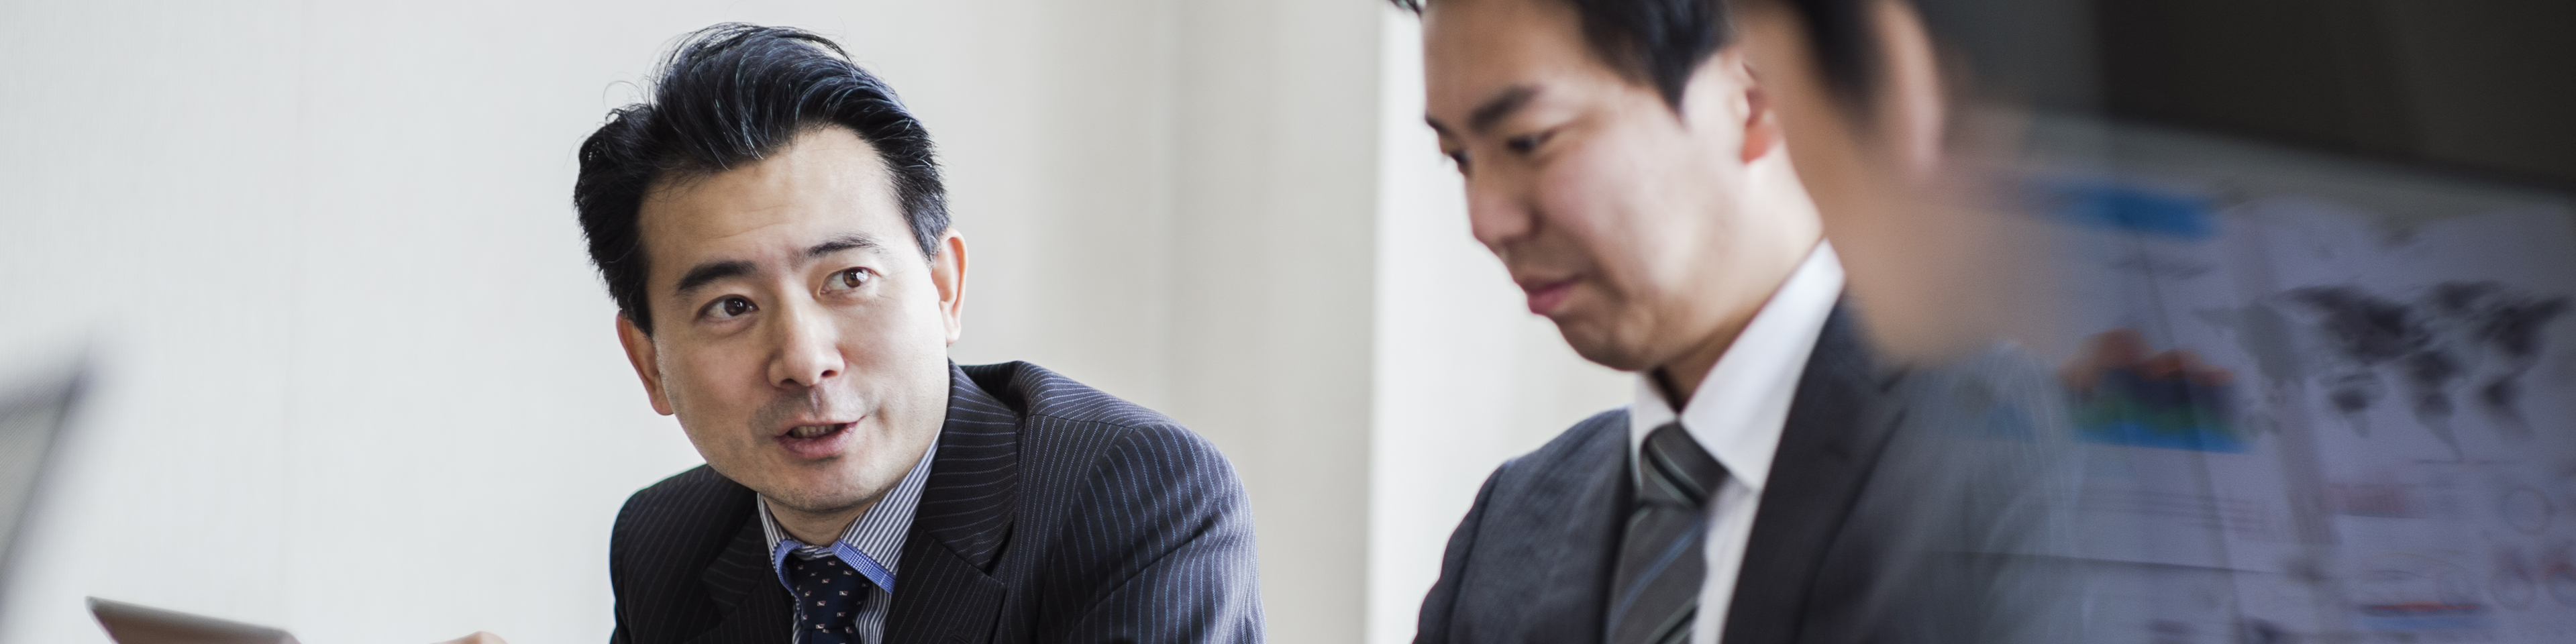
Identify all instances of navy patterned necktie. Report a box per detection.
[786,552,869,644]
[1606,421,1729,644]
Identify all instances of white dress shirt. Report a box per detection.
[1627,241,1843,644]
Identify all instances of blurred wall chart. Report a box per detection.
[2036,118,2576,643]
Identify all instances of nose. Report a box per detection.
[1463,172,1536,252]
[766,300,845,389]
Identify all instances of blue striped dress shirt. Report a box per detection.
[756,439,940,644]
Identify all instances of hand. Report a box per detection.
[434,633,509,644]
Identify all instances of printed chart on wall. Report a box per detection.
[2034,121,2576,644]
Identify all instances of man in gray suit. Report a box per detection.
[446,23,1260,644]
[1390,1,2076,643]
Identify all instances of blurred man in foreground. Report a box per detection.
[1727,0,2057,361]
[448,23,1260,644]
[1392,0,2073,643]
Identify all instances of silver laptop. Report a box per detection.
[0,362,297,644]
[89,597,300,644]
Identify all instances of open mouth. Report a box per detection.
[776,421,856,460]
[785,423,845,439]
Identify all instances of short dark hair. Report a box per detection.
[1769,0,1886,109]
[1390,0,1922,113]
[574,23,949,335]
[1390,0,1734,109]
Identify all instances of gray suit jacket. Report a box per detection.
[1414,306,2075,644]
[609,362,1264,644]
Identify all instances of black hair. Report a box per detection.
[1389,0,1734,110]
[1389,0,1902,113]
[573,23,948,335]
[1768,0,1882,107]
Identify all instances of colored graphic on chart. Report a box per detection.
[2030,126,2576,644]
[2073,368,2245,452]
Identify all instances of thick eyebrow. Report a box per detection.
[806,233,883,258]
[1424,84,1540,138]
[674,260,754,298]
[671,233,888,299]
[1467,85,1539,134]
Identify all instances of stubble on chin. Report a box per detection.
[670,388,868,513]
[1553,292,1664,373]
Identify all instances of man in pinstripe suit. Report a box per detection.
[443,24,1261,644]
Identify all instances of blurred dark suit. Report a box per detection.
[609,362,1264,644]
[1414,307,2074,644]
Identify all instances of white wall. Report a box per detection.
[0,3,1618,643]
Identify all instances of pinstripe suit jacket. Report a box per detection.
[1414,307,2076,644]
[610,362,1263,644]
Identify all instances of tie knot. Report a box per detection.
[786,553,870,643]
[1641,422,1727,506]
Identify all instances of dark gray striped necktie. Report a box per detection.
[1607,421,1728,644]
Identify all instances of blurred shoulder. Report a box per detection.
[1887,342,2073,444]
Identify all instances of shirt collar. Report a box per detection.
[1629,241,1845,493]
[756,435,941,592]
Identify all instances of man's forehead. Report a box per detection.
[636,129,904,268]
[1421,0,1611,121]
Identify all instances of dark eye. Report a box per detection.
[1445,150,1472,174]
[823,267,874,293]
[1505,131,1551,154]
[706,296,755,319]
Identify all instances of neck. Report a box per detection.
[1653,315,1743,411]
[1656,237,1820,411]
[770,496,879,547]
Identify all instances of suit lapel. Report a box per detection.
[687,512,793,644]
[1533,419,1635,644]
[701,513,771,611]
[1722,305,1906,644]
[883,364,1022,644]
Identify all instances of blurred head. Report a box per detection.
[573,24,965,518]
[1400,0,1822,376]
[1731,0,2052,358]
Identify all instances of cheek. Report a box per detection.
[1529,137,1673,293]
[1529,158,1606,231]
[658,343,768,449]
[839,274,954,366]
[664,343,745,400]
[1528,136,1645,249]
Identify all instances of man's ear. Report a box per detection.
[616,313,676,415]
[929,229,968,345]
[1739,66,1782,164]
[1687,48,1782,164]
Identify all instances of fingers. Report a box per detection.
[435,632,508,644]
